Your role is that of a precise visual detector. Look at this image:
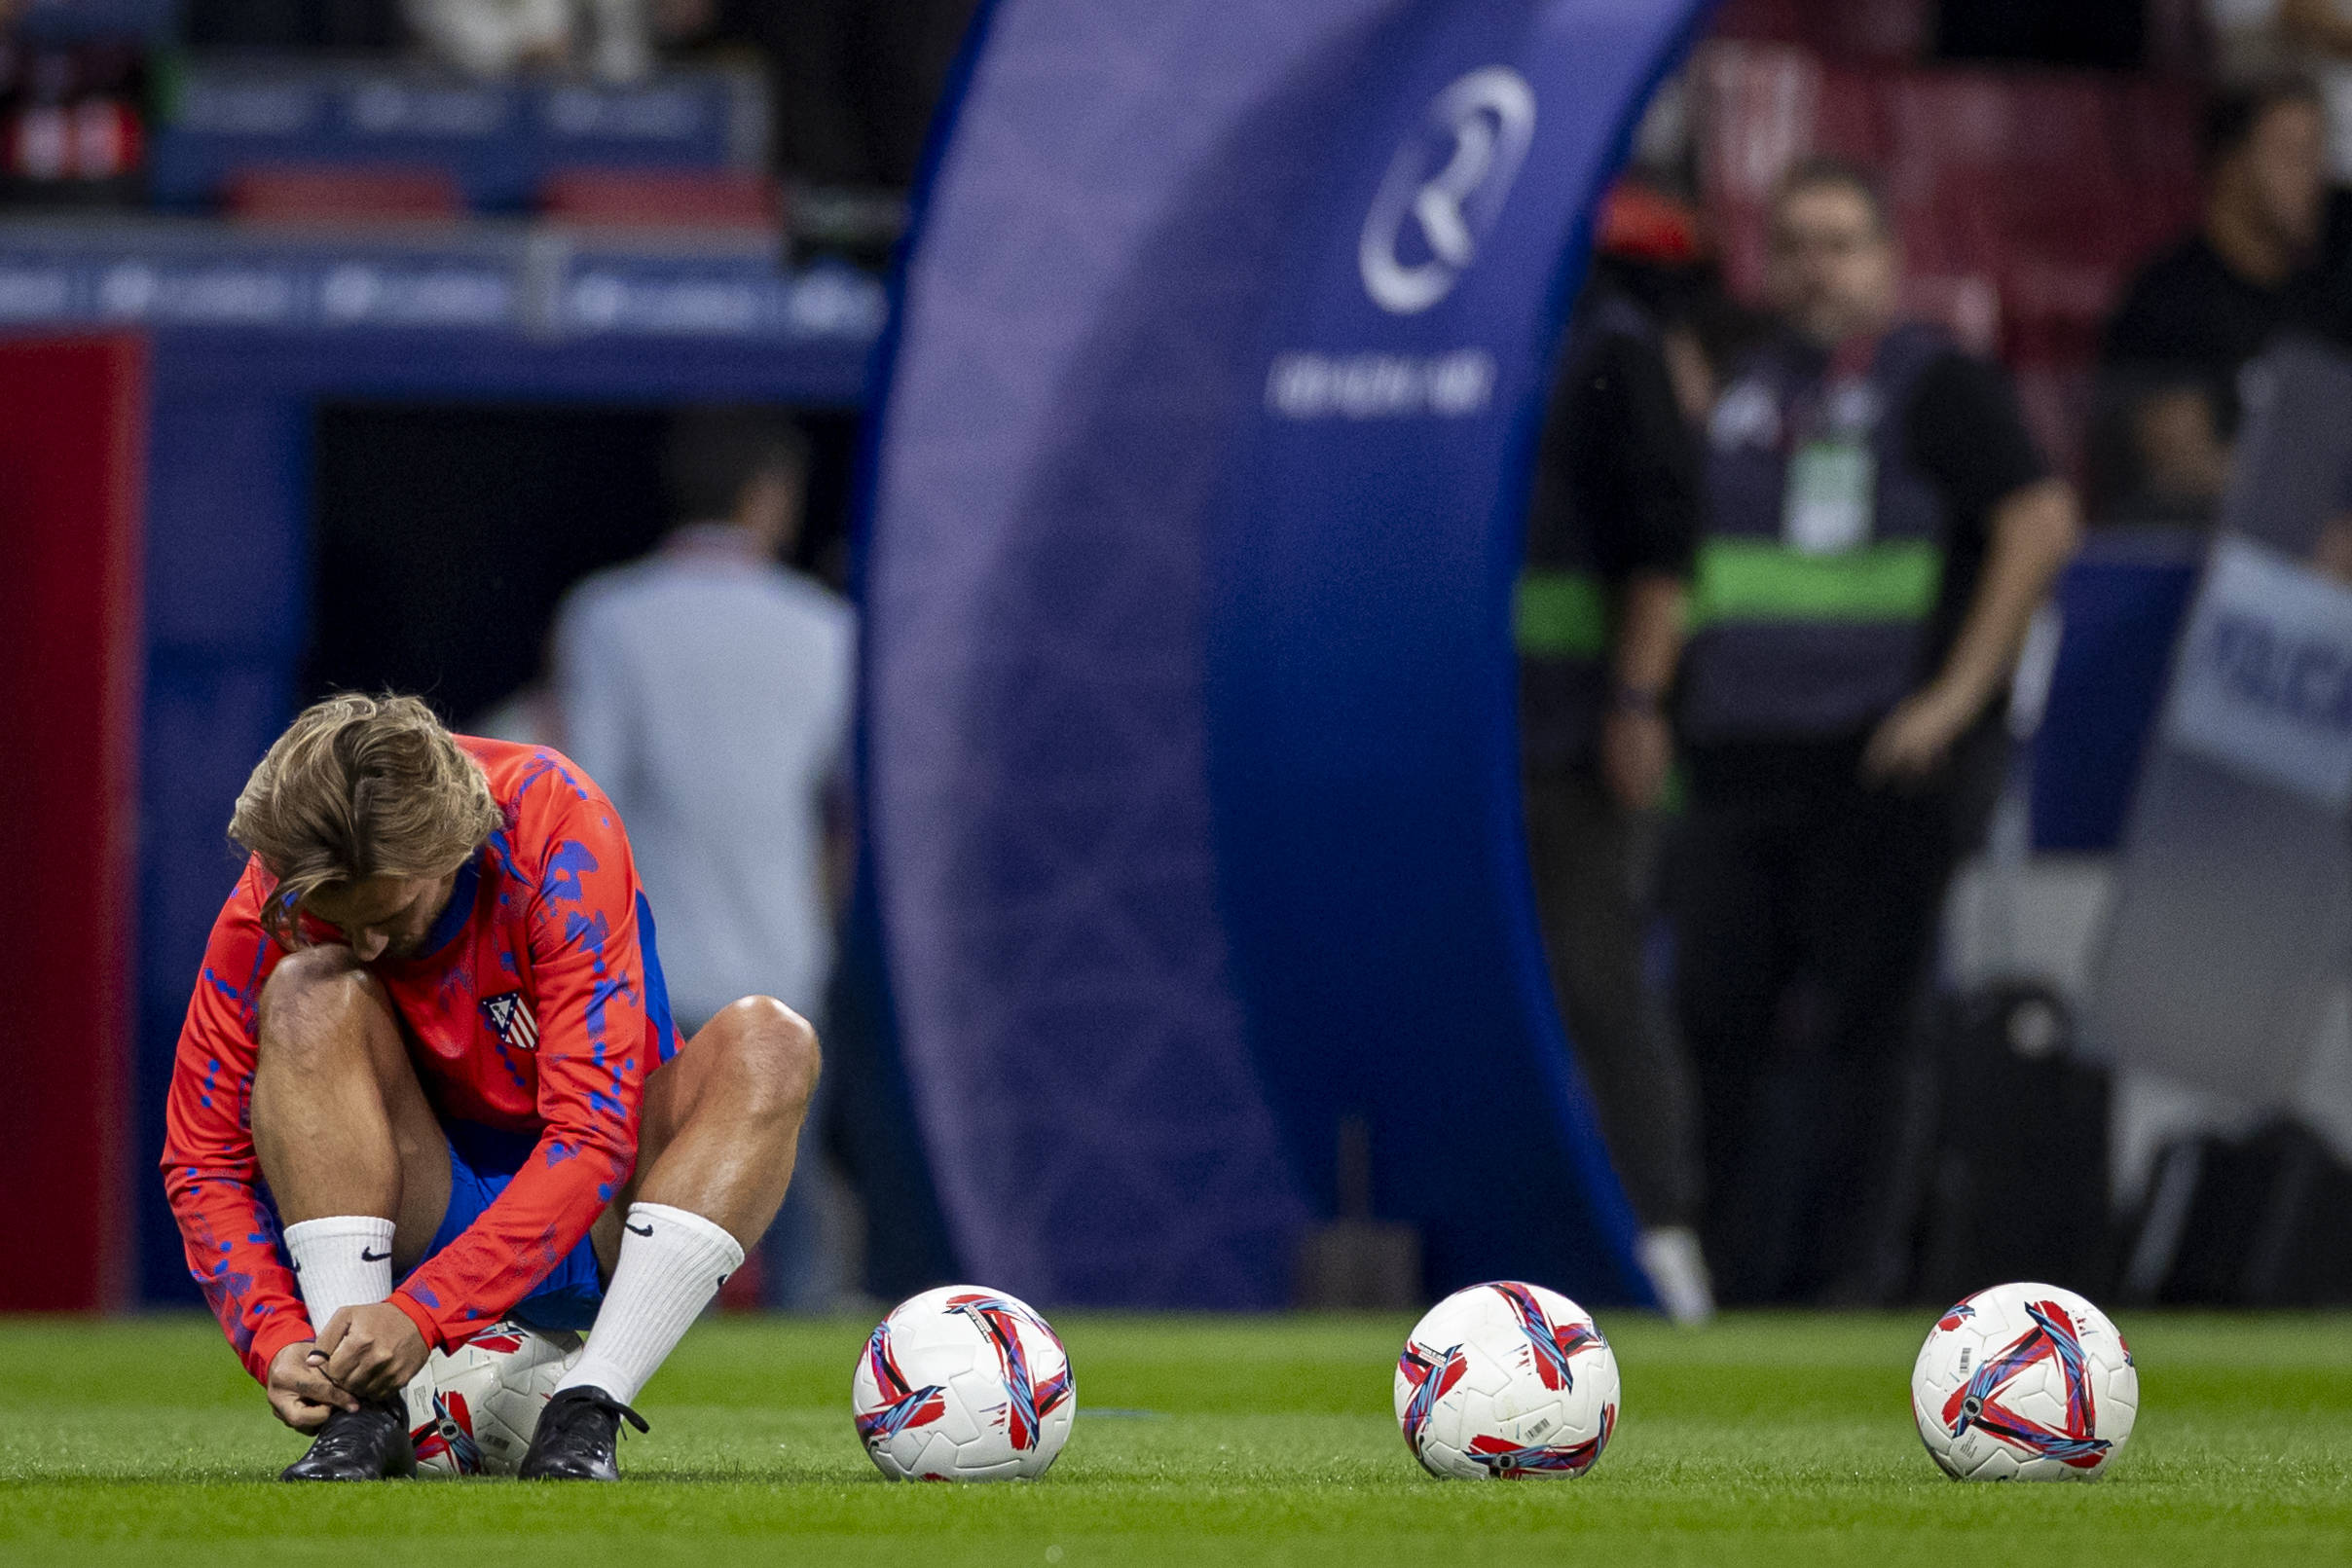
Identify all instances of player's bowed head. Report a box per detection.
[232,693,501,964]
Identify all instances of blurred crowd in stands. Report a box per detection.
[0,0,975,211]
[1675,14,2352,540]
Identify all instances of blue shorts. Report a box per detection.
[407,1119,608,1332]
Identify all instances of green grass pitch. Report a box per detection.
[2,1310,2346,1565]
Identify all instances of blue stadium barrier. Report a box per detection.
[12,0,167,40]
[0,220,880,343]
[149,60,765,211]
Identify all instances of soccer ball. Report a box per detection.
[1394,1281,1619,1479]
[1911,1282,2138,1480]
[851,1285,1076,1480]
[400,1320,582,1476]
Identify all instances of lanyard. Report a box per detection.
[1782,331,1882,455]
[1781,333,1883,556]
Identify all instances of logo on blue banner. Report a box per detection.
[1358,66,1537,315]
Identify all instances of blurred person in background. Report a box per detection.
[2223,0,2352,186]
[2099,79,2330,524]
[1672,159,2080,1305]
[555,409,857,1309]
[1518,181,1713,1325]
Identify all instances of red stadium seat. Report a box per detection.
[2112,79,2206,193]
[1893,164,2007,275]
[538,168,782,233]
[1997,75,2124,177]
[1708,0,1807,46]
[1712,196,1770,300]
[1883,72,2015,182]
[1901,273,2002,355]
[2110,79,2207,255]
[1710,0,1929,62]
[1698,42,1823,208]
[1815,65,1891,166]
[1824,0,1930,63]
[225,164,466,225]
[2003,257,2121,365]
[1694,41,1826,295]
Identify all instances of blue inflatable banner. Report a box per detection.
[864,0,1709,1307]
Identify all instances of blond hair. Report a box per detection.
[229,693,499,941]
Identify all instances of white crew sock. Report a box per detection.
[1636,1225,1717,1327]
[283,1216,396,1339]
[559,1202,744,1405]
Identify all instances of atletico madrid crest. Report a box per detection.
[480,990,539,1050]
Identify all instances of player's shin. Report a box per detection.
[557,1202,745,1406]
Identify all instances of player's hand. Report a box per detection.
[1599,707,1674,813]
[267,1339,360,1431]
[1861,680,1978,787]
[310,1303,430,1402]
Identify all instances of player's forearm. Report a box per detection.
[164,1048,310,1380]
[1610,572,1688,697]
[1926,479,2079,718]
[165,1171,312,1381]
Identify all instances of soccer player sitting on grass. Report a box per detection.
[162,694,820,1481]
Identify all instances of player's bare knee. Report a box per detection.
[716,995,820,1124]
[256,945,380,1061]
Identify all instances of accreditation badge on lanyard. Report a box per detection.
[1782,342,1880,556]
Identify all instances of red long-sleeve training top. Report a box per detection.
[162,739,677,1383]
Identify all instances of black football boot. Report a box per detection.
[517,1386,649,1481]
[279,1397,418,1481]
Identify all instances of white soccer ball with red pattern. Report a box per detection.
[1911,1282,2138,1481]
[400,1320,582,1477]
[851,1285,1076,1480]
[1394,1281,1619,1480]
